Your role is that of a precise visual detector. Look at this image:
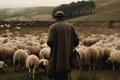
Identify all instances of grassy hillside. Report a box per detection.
[1,0,120,21]
[0,7,54,21]
[69,0,120,21]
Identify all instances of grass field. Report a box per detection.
[0,64,48,80]
[0,64,120,80]
[72,69,120,80]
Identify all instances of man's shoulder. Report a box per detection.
[65,22,73,26]
[50,21,74,29]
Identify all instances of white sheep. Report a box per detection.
[13,49,29,71]
[0,38,8,44]
[26,54,40,79]
[82,38,99,47]
[25,46,40,57]
[0,46,17,61]
[39,47,50,59]
[95,47,104,69]
[39,33,48,45]
[40,43,49,49]
[39,38,47,45]
[115,44,120,50]
[107,49,120,70]
[16,44,26,50]
[76,46,86,70]
[0,61,8,70]
[84,47,100,70]
[39,58,49,71]
[26,41,34,46]
[103,47,111,61]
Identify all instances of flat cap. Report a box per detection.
[54,11,65,18]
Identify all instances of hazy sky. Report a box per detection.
[0,0,82,8]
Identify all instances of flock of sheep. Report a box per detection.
[77,33,120,70]
[0,31,50,79]
[0,28,120,79]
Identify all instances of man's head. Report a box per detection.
[53,11,65,20]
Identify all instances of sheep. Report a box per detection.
[6,32,14,38]
[39,47,50,59]
[95,47,104,69]
[1,33,8,37]
[40,43,49,49]
[97,47,111,69]
[0,61,8,70]
[84,47,100,70]
[107,49,120,70]
[39,38,47,45]
[39,33,48,45]
[0,38,8,44]
[39,59,49,72]
[115,44,120,50]
[25,46,40,57]
[0,46,17,61]
[26,54,40,79]
[16,44,26,50]
[13,49,29,71]
[76,46,86,70]
[82,38,99,47]
[102,47,111,61]
[0,25,4,28]
[16,27,21,30]
[26,41,34,46]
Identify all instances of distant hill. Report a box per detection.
[0,7,54,21]
[68,0,120,21]
[1,0,120,21]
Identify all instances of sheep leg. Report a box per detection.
[89,63,92,71]
[29,69,32,79]
[22,65,25,71]
[19,64,22,71]
[89,66,91,71]
[112,63,115,70]
[98,58,102,70]
[20,64,25,71]
[32,69,35,79]
[80,64,83,70]
[14,62,18,72]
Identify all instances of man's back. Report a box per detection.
[48,21,78,72]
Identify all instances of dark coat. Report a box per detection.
[47,21,79,77]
